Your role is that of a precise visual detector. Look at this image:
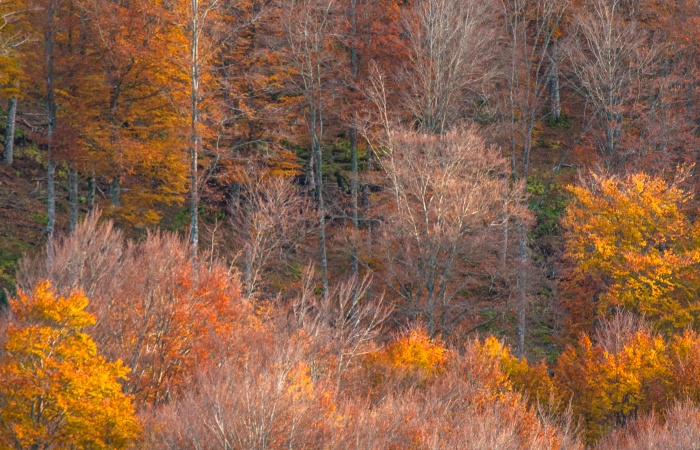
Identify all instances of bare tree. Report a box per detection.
[293,268,392,389]
[564,0,658,168]
[501,0,568,357]
[229,170,315,298]
[279,0,338,300]
[368,126,528,337]
[401,0,497,134]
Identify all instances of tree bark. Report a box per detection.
[349,0,359,279]
[549,42,561,123]
[109,178,120,206]
[45,0,58,247]
[189,0,201,260]
[4,96,17,166]
[350,127,359,278]
[69,166,78,232]
[516,222,528,358]
[87,172,96,211]
[314,135,328,301]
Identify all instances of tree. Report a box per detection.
[554,329,671,444]
[169,0,260,258]
[500,0,568,356]
[0,0,26,166]
[563,171,700,332]
[278,0,339,300]
[337,0,403,277]
[564,0,658,168]
[38,0,59,244]
[0,281,140,449]
[368,126,528,337]
[17,213,254,408]
[401,0,496,134]
[70,0,189,227]
[228,168,314,298]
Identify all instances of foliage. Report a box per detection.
[0,281,140,449]
[563,171,700,332]
[364,327,448,392]
[17,213,255,409]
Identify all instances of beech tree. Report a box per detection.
[278,0,339,299]
[500,0,568,357]
[0,0,25,167]
[0,282,140,448]
[563,171,700,332]
[369,126,528,337]
[565,0,658,168]
[170,0,260,258]
[17,213,253,408]
[229,169,314,298]
[401,0,496,134]
[337,0,403,277]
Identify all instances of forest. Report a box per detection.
[2,0,700,447]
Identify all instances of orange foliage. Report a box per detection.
[18,213,255,408]
[563,171,700,332]
[364,327,448,394]
[0,282,140,448]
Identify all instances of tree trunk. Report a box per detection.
[45,0,58,247]
[349,0,359,279]
[4,96,17,166]
[109,178,120,206]
[549,43,561,123]
[314,137,328,301]
[88,172,96,211]
[189,0,200,260]
[69,167,78,232]
[350,127,359,278]
[516,222,528,358]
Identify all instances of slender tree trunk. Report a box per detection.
[516,222,528,358]
[349,0,359,279]
[243,245,253,298]
[45,0,58,247]
[189,0,200,259]
[4,96,17,166]
[69,166,78,232]
[549,43,561,122]
[314,135,328,301]
[109,178,120,206]
[350,127,359,277]
[501,199,509,270]
[362,183,373,300]
[87,171,95,211]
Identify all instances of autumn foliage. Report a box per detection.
[7,0,700,445]
[18,212,255,408]
[0,282,139,448]
[563,171,700,331]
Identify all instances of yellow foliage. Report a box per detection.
[0,282,140,449]
[364,327,448,391]
[478,336,555,406]
[555,330,673,444]
[385,328,448,377]
[563,171,700,331]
